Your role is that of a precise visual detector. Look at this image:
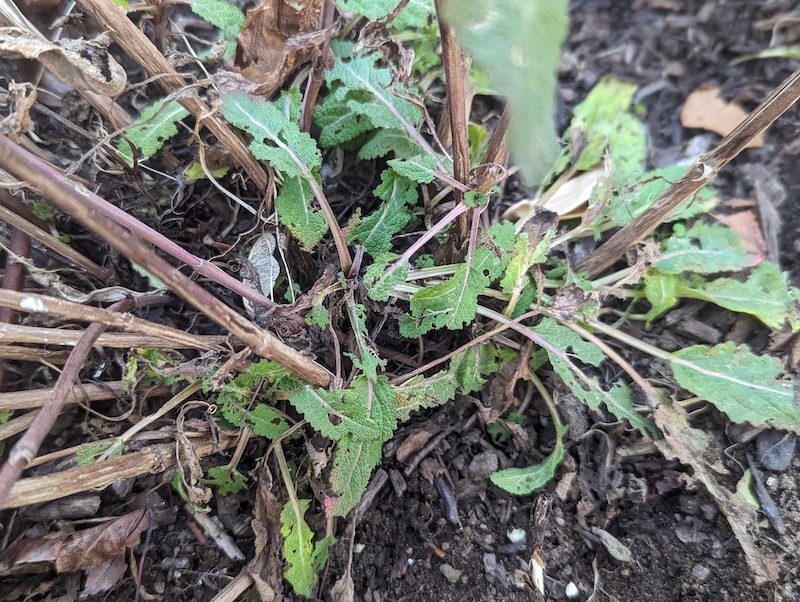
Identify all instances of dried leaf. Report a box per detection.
[81,555,127,597]
[711,210,766,263]
[1,510,148,575]
[0,27,126,97]
[680,86,764,148]
[235,0,325,96]
[0,82,35,141]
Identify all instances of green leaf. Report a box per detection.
[500,227,554,314]
[655,222,754,274]
[335,0,400,19]
[387,154,439,184]
[246,405,291,439]
[275,176,329,251]
[204,465,247,495]
[325,41,422,133]
[280,498,317,597]
[289,385,380,441]
[643,270,679,323]
[364,255,408,302]
[445,0,569,184]
[402,246,504,336]
[315,90,375,147]
[490,423,568,494]
[677,262,790,330]
[346,172,417,256]
[117,99,189,166]
[188,0,245,44]
[534,319,657,436]
[221,92,321,178]
[328,376,396,516]
[76,440,123,466]
[670,342,799,432]
[358,129,422,160]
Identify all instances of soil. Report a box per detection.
[1,0,799,601]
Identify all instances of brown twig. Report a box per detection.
[0,380,169,412]
[0,225,31,391]
[435,0,471,247]
[0,323,226,349]
[576,67,800,277]
[299,0,335,133]
[0,134,333,387]
[74,0,270,190]
[0,296,136,507]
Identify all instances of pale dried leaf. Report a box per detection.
[711,210,766,266]
[591,527,632,563]
[248,233,280,296]
[680,86,764,148]
[0,27,126,97]
[81,554,127,597]
[0,82,35,140]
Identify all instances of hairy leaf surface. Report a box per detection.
[490,423,568,494]
[117,99,189,166]
[280,499,316,596]
[275,176,329,251]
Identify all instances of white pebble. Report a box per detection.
[506,528,526,543]
[565,581,579,599]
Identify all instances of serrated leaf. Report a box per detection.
[246,404,291,439]
[500,227,554,315]
[534,319,657,436]
[387,154,439,184]
[365,255,408,302]
[346,171,417,256]
[117,99,189,166]
[404,246,504,336]
[204,465,247,495]
[275,176,329,251]
[669,342,799,432]
[487,220,518,252]
[315,90,375,147]
[490,423,568,494]
[445,0,568,184]
[358,128,422,160]
[221,92,321,178]
[325,41,422,133]
[280,498,317,596]
[329,376,396,516]
[188,0,245,43]
[76,440,123,466]
[655,222,753,274]
[677,262,790,330]
[289,385,380,441]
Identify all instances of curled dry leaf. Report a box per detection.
[0,27,126,97]
[680,85,765,148]
[235,0,326,96]
[0,509,149,575]
[0,81,35,140]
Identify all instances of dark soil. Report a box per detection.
[1,1,799,601]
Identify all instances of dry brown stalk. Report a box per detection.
[0,380,169,412]
[0,289,220,350]
[0,297,131,507]
[0,134,333,387]
[0,434,237,509]
[0,345,70,363]
[74,0,270,191]
[576,67,800,277]
[0,323,226,350]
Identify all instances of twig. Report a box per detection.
[577,67,800,276]
[435,0,471,247]
[0,323,225,349]
[299,0,335,133]
[0,380,168,412]
[0,134,333,387]
[0,296,136,507]
[0,434,237,509]
[0,225,31,391]
[745,453,786,535]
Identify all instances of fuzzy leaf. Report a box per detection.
[204,465,247,495]
[117,99,189,166]
[329,376,396,516]
[335,0,401,19]
[500,228,554,314]
[358,129,422,160]
[534,319,657,436]
[677,262,790,330]
[655,222,754,274]
[221,92,321,178]
[387,154,439,184]
[188,0,245,43]
[670,342,799,432]
[275,176,329,251]
[245,404,290,439]
[445,0,568,184]
[315,90,375,147]
[365,255,408,302]
[346,171,417,256]
[289,385,380,441]
[490,423,568,494]
[403,246,504,336]
[325,41,422,133]
[280,499,317,597]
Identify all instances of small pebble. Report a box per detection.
[756,431,796,472]
[440,563,463,584]
[692,564,711,582]
[468,452,499,480]
[565,582,580,599]
[507,528,526,544]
